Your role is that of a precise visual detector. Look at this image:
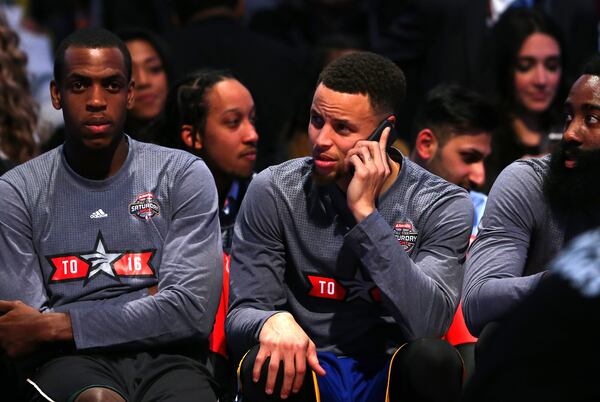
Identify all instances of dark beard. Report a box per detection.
[543,140,600,211]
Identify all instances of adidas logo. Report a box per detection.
[90,209,108,219]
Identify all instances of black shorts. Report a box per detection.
[26,349,218,402]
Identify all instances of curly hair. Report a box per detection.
[0,13,37,163]
[317,51,406,117]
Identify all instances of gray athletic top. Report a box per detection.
[0,137,223,350]
[462,156,565,336]
[226,153,473,359]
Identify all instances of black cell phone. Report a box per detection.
[367,117,396,149]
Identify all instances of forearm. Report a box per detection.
[347,212,464,339]
[69,280,221,350]
[462,272,545,336]
[39,312,73,343]
[226,306,284,360]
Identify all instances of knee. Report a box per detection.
[394,338,463,380]
[408,339,461,367]
[74,387,125,402]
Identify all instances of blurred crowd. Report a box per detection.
[1,0,598,194]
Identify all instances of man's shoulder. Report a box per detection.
[130,139,206,176]
[505,155,550,180]
[401,158,471,203]
[0,147,61,187]
[491,155,550,194]
[253,157,312,190]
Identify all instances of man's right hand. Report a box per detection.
[254,312,326,399]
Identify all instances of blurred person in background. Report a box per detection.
[164,0,308,171]
[0,12,37,171]
[119,29,171,140]
[152,69,259,401]
[483,7,566,191]
[153,69,258,255]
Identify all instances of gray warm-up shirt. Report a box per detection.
[0,137,223,350]
[226,153,473,359]
[463,156,565,336]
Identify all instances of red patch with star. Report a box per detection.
[47,232,156,284]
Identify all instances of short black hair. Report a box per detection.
[54,28,132,85]
[582,54,600,76]
[317,51,406,117]
[413,84,498,147]
[152,69,235,149]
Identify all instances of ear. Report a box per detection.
[50,80,62,110]
[414,128,439,161]
[180,124,203,150]
[126,80,135,110]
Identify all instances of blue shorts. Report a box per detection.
[315,351,396,402]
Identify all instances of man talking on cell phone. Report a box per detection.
[226,52,473,402]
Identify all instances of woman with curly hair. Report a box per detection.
[0,12,37,168]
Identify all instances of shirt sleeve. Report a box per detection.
[225,171,286,359]
[344,191,473,340]
[462,162,546,336]
[68,160,223,349]
[0,180,49,310]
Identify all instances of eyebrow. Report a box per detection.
[582,103,600,112]
[141,55,161,64]
[66,72,126,81]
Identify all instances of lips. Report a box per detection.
[563,146,579,169]
[84,117,112,135]
[240,149,257,161]
[135,93,158,104]
[313,154,338,173]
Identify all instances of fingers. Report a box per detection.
[291,351,307,394]
[253,345,268,383]
[307,341,326,377]
[379,126,391,154]
[265,350,281,396]
[280,352,296,399]
[0,300,18,313]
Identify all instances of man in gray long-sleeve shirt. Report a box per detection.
[463,57,600,338]
[226,52,472,402]
[0,29,222,401]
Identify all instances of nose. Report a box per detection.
[533,64,548,86]
[242,120,259,144]
[563,118,583,144]
[468,161,486,189]
[86,84,107,111]
[134,65,150,88]
[311,123,334,150]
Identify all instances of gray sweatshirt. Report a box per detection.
[226,154,473,359]
[0,137,223,350]
[463,156,565,336]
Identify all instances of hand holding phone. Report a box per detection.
[344,116,395,222]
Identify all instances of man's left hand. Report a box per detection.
[345,127,392,222]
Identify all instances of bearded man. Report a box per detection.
[462,56,600,338]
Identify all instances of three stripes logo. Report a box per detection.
[90,209,108,219]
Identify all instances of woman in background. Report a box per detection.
[0,12,37,170]
[484,7,566,191]
[119,29,170,140]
